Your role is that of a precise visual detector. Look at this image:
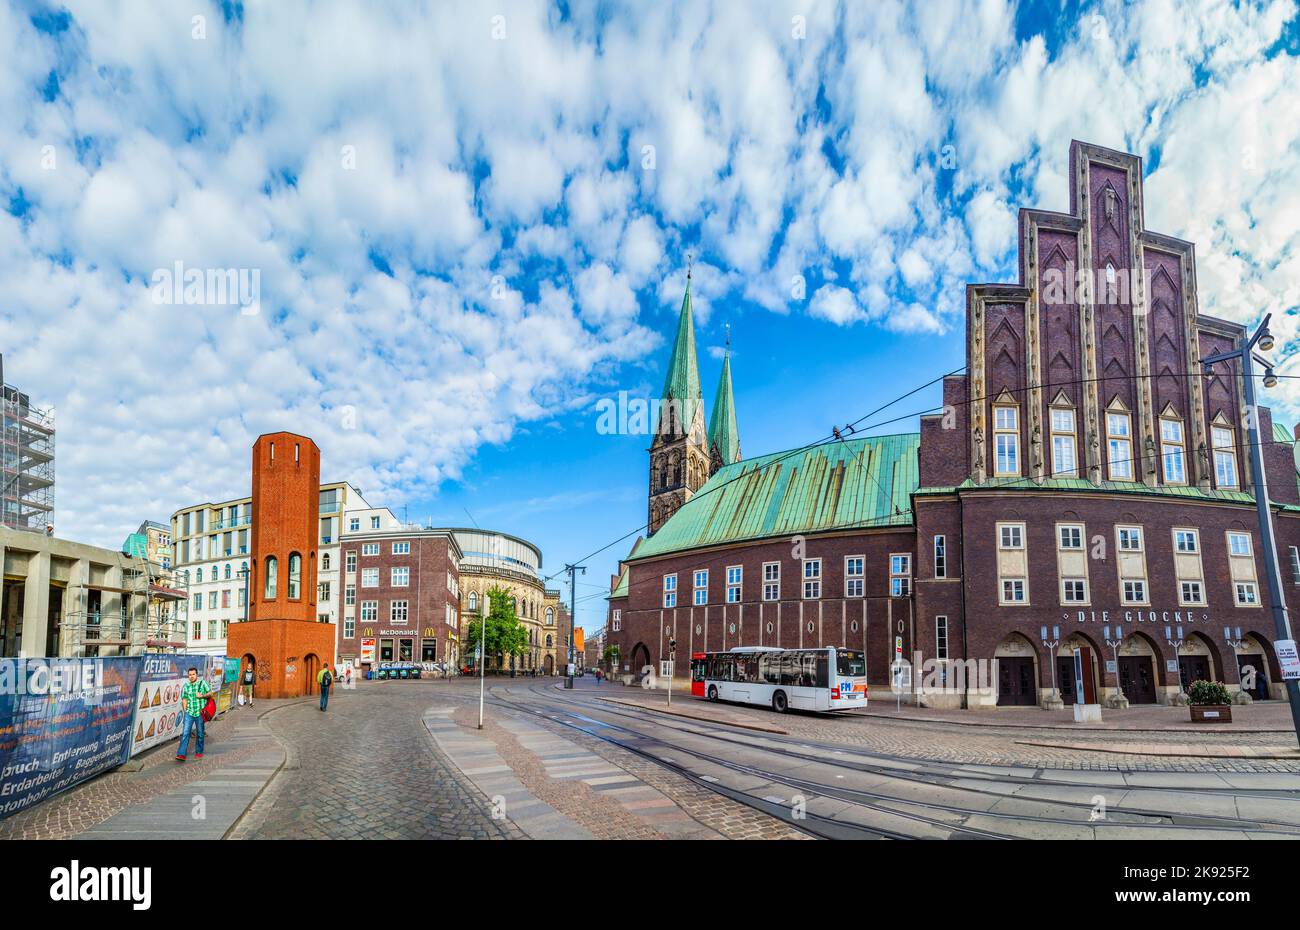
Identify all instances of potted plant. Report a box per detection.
[1187,680,1233,723]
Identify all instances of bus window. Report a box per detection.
[760,652,781,684]
[691,659,705,683]
[779,653,799,686]
[836,649,866,677]
[738,655,759,683]
[814,652,829,688]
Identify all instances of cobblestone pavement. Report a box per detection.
[239,684,523,839]
[591,682,1300,773]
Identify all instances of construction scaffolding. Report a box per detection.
[61,555,188,658]
[1,366,55,534]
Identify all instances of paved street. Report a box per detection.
[9,674,1300,840]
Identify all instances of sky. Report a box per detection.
[2,0,1299,632]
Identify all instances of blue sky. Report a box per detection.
[2,0,1299,632]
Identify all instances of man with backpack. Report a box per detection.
[176,666,211,762]
[317,664,333,711]
[241,662,256,707]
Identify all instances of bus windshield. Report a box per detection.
[836,650,866,678]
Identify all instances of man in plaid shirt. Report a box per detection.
[176,667,211,762]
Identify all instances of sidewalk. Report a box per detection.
[0,699,301,840]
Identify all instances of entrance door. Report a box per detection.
[1056,657,1078,705]
[1178,655,1211,692]
[997,657,1036,706]
[304,654,319,695]
[1118,656,1157,704]
[1237,654,1270,700]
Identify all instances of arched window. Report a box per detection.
[546,607,554,625]
[512,597,518,615]
[322,552,331,571]
[468,591,478,611]
[264,557,278,599]
[546,635,553,648]
[224,563,232,580]
[288,553,302,599]
[241,561,248,576]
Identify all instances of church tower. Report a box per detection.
[707,327,740,475]
[648,268,710,535]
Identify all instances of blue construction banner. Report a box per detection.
[129,654,226,757]
[0,657,141,821]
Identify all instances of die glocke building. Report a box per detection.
[607,140,1300,710]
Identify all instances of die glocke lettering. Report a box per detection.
[1065,610,1211,624]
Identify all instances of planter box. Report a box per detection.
[1190,704,1233,723]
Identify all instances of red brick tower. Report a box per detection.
[227,432,336,698]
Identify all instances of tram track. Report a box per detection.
[472,681,1300,839]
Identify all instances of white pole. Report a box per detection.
[477,623,485,730]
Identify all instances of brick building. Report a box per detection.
[337,522,462,671]
[608,140,1300,711]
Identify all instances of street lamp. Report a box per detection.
[1102,626,1128,709]
[1040,625,1062,709]
[1165,624,1186,702]
[237,565,250,624]
[1201,313,1300,747]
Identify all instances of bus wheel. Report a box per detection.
[772,690,788,713]
[707,685,719,701]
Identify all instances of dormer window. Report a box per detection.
[1106,402,1133,480]
[1049,402,1077,477]
[1159,412,1186,485]
[1213,420,1239,489]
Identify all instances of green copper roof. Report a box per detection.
[610,566,629,599]
[656,280,703,431]
[631,433,919,561]
[707,351,740,466]
[122,533,148,559]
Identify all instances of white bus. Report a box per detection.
[690,646,868,713]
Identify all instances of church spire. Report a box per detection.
[708,326,740,472]
[657,262,703,435]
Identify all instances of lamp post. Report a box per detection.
[1102,625,1127,708]
[1040,625,1062,709]
[1165,624,1186,703]
[237,565,250,624]
[565,563,585,690]
[1201,313,1300,747]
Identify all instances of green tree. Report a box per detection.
[603,644,621,671]
[465,586,529,669]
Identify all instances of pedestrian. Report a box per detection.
[176,667,211,762]
[241,662,256,707]
[344,665,352,688]
[317,663,333,711]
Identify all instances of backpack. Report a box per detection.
[321,670,332,688]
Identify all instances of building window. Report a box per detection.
[845,556,864,598]
[1118,527,1143,551]
[889,554,910,597]
[545,606,554,625]
[221,589,231,609]
[1050,406,1077,477]
[349,517,360,532]
[345,584,355,606]
[288,553,302,599]
[1001,579,1026,603]
[693,569,708,606]
[208,591,218,610]
[193,593,202,611]
[371,516,381,530]
[1122,579,1147,604]
[264,556,278,599]
[999,523,1024,549]
[346,551,357,574]
[318,582,331,603]
[1227,532,1251,557]
[1213,425,1239,489]
[611,609,621,632]
[762,562,780,601]
[391,567,410,587]
[1236,582,1259,606]
[360,601,378,622]
[993,404,1020,476]
[344,617,355,638]
[802,559,822,599]
[192,622,201,641]
[321,552,331,571]
[362,543,379,557]
[1058,524,1083,550]
[663,574,677,609]
[361,568,379,588]
[1160,417,1186,485]
[935,616,949,661]
[393,542,410,555]
[390,600,409,624]
[1181,581,1205,605]
[1107,410,1133,480]
[726,566,742,603]
[1061,579,1088,603]
[1175,529,1199,553]
[1290,546,1300,584]
[467,591,478,612]
[933,536,946,579]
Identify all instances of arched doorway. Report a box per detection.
[629,642,651,677]
[994,633,1039,706]
[304,653,320,696]
[1117,633,1161,704]
[1056,632,1102,705]
[1235,634,1276,701]
[1178,632,1223,692]
[544,655,554,676]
